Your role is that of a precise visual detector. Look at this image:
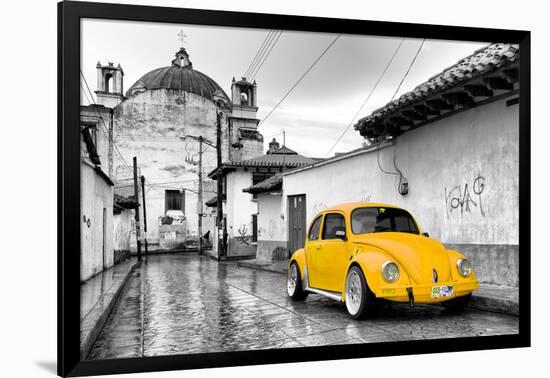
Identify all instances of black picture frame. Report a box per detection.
[58,1,531,376]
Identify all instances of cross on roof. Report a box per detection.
[177,29,187,48]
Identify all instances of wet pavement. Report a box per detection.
[87,253,519,360]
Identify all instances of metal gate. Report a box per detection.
[288,194,306,257]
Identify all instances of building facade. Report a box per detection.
[212,140,316,258]
[89,48,265,252]
[257,43,520,287]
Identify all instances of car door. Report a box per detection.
[316,212,349,292]
[305,214,323,288]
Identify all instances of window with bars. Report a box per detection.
[165,189,185,213]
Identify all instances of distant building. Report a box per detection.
[210,139,316,258]
[85,47,264,252]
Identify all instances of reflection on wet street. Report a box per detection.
[88,253,518,360]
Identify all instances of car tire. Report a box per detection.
[287,261,308,301]
[441,293,472,311]
[345,266,378,319]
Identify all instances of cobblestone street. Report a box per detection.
[88,253,519,360]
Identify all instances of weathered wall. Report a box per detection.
[113,89,230,249]
[81,161,114,282]
[226,169,258,256]
[283,97,519,286]
[256,193,287,261]
[113,209,133,264]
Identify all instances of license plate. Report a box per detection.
[431,285,454,298]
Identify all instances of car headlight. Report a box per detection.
[457,258,473,277]
[382,261,400,283]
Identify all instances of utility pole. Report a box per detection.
[197,136,203,255]
[216,111,224,259]
[133,157,142,262]
[282,130,286,175]
[140,175,148,255]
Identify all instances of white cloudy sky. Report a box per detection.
[81,19,487,158]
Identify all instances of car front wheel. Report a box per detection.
[345,266,378,319]
[287,261,308,300]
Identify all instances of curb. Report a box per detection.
[236,261,518,316]
[80,260,139,360]
[469,292,519,316]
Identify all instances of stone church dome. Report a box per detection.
[126,48,229,102]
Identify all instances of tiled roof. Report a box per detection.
[355,43,519,135]
[243,173,283,194]
[208,146,315,178]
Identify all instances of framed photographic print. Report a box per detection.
[58,0,530,376]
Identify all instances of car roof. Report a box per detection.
[321,202,401,214]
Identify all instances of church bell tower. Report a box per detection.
[95,61,124,108]
[229,77,263,160]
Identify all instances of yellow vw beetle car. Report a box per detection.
[287,202,479,319]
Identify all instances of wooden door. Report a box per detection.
[288,194,306,257]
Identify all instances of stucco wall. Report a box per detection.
[113,209,133,263]
[81,162,114,282]
[226,169,258,256]
[113,89,230,248]
[256,193,287,261]
[283,97,519,286]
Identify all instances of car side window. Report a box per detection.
[322,213,346,240]
[308,216,323,241]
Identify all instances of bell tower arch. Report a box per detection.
[95,61,124,108]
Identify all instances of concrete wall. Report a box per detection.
[113,209,133,264]
[256,193,287,261]
[81,161,114,282]
[283,97,519,286]
[226,169,258,256]
[113,89,230,249]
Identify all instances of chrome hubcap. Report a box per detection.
[346,270,362,315]
[287,264,298,296]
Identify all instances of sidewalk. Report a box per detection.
[236,259,519,316]
[80,258,139,360]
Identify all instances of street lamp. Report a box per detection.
[212,89,232,260]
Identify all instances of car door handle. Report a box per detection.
[316,245,322,250]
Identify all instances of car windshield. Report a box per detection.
[351,207,419,235]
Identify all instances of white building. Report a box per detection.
[254,43,520,288]
[87,48,264,252]
[210,139,316,258]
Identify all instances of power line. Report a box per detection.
[247,31,277,79]
[250,31,283,81]
[244,30,275,78]
[389,39,425,102]
[259,33,342,127]
[324,39,405,157]
[80,70,134,175]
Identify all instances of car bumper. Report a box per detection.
[375,280,480,304]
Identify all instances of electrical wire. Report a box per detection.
[389,39,425,103]
[80,71,134,175]
[259,33,342,127]
[324,39,405,157]
[250,31,283,81]
[244,30,275,78]
[376,39,426,195]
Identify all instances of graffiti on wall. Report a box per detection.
[445,174,486,218]
[312,202,328,214]
[237,224,251,245]
[360,194,372,202]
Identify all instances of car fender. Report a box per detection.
[343,248,412,298]
[289,248,307,280]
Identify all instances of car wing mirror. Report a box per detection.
[335,230,347,241]
[422,232,430,237]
